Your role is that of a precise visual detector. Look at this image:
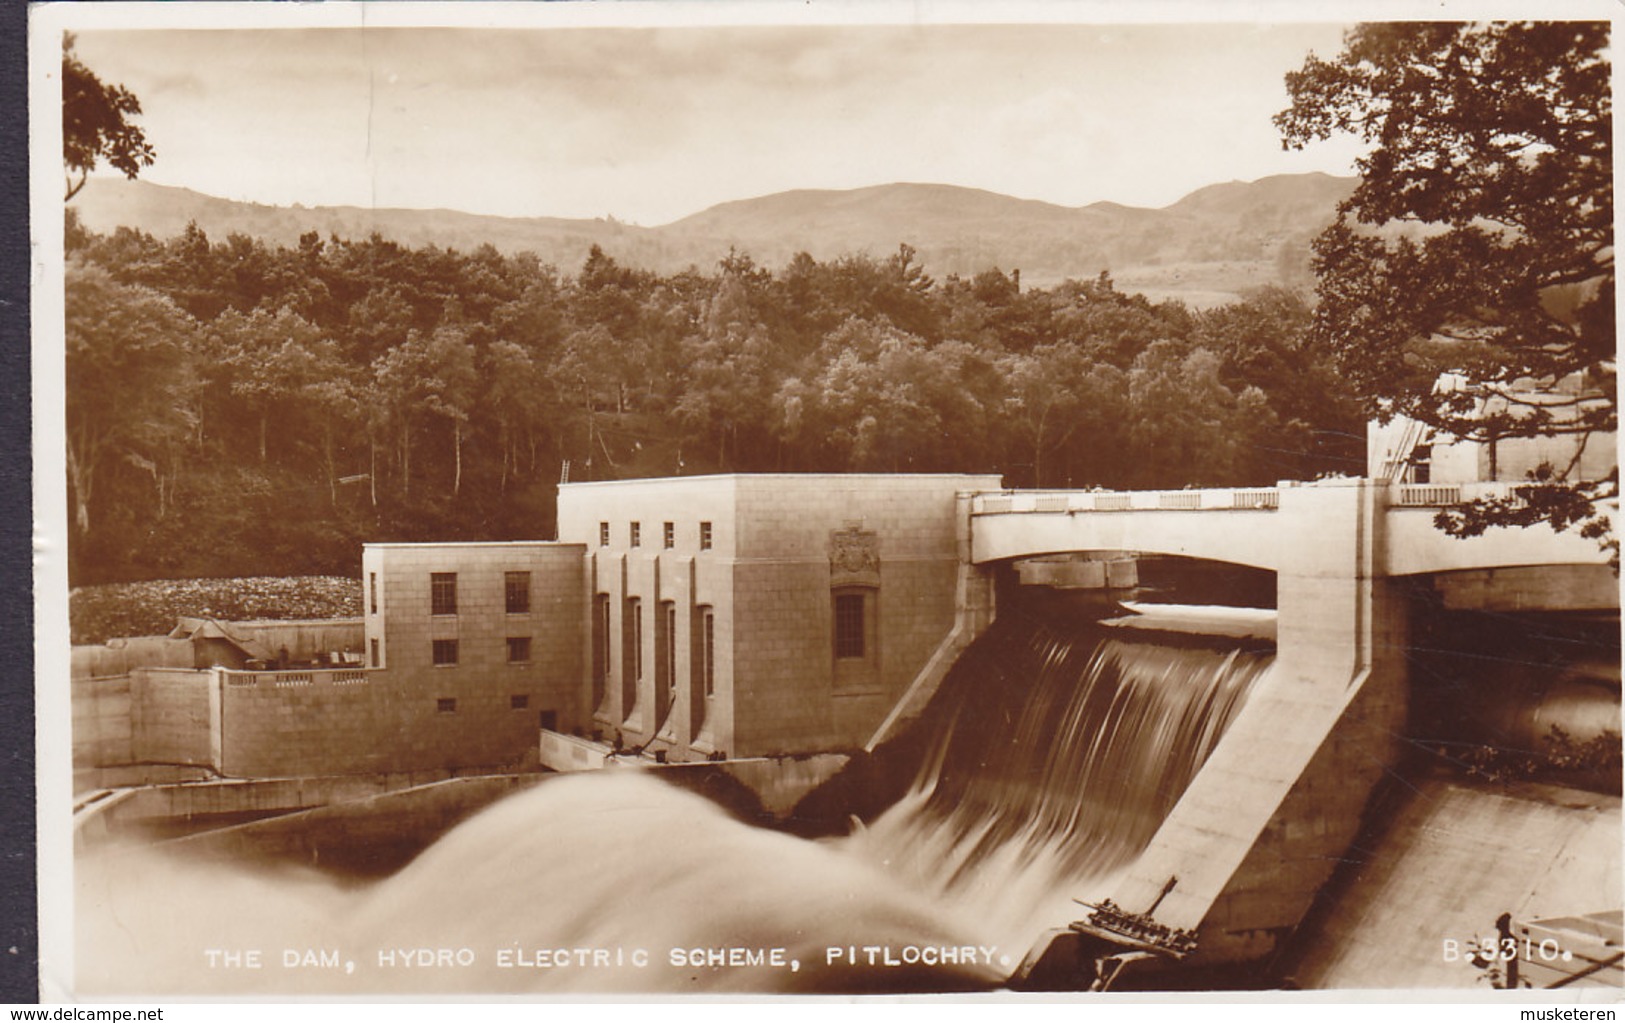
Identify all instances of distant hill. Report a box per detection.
[70,172,1356,307]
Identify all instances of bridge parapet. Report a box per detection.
[972,487,1279,516]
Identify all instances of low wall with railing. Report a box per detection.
[75,662,544,781]
[219,666,538,778]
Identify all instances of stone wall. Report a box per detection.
[359,541,587,771]
[73,675,133,768]
[559,474,1000,760]
[71,637,193,679]
[130,668,216,767]
[217,669,540,777]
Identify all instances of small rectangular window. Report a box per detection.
[540,710,558,732]
[432,639,459,666]
[507,636,532,663]
[834,593,866,659]
[431,573,458,615]
[630,521,641,547]
[369,638,380,667]
[437,697,457,713]
[663,522,675,549]
[369,572,378,614]
[505,571,531,614]
[700,521,713,550]
[510,694,530,710]
[599,522,610,547]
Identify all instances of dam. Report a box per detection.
[71,474,1621,995]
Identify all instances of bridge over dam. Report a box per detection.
[885,476,1620,979]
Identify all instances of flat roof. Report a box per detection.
[363,540,586,550]
[559,472,1003,489]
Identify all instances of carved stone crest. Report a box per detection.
[829,525,880,587]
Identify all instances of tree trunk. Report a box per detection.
[66,442,93,535]
[369,440,378,507]
[453,420,463,496]
[401,425,411,498]
[324,427,337,507]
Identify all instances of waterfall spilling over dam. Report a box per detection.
[78,608,1277,995]
[849,613,1275,955]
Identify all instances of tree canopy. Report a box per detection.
[64,215,1365,585]
[1278,21,1615,552]
[63,33,155,201]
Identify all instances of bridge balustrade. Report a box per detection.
[221,668,374,688]
[971,487,1282,516]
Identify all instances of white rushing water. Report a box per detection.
[76,618,1270,995]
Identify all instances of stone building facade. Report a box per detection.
[356,541,587,771]
[556,474,1001,760]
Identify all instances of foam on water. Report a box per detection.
[78,772,1000,994]
[76,613,1269,995]
[847,620,1272,953]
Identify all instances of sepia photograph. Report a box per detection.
[32,0,1622,1004]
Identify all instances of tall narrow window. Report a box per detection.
[663,522,675,549]
[834,593,867,659]
[431,573,458,615]
[831,587,879,691]
[599,522,610,547]
[629,599,643,680]
[630,521,641,548]
[505,571,531,614]
[369,572,378,614]
[369,638,380,667]
[621,596,642,720]
[592,594,611,709]
[700,607,715,697]
[699,521,713,550]
[657,600,677,720]
[432,639,459,666]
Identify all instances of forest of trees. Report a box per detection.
[65,214,1365,586]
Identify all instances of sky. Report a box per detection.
[65,16,1370,227]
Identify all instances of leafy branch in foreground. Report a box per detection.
[1279,22,1615,556]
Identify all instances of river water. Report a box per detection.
[76,616,1272,995]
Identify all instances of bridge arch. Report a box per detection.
[969,489,1283,571]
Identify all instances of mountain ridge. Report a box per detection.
[70,173,1357,305]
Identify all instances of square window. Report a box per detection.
[432,639,459,666]
[510,694,530,710]
[630,521,641,547]
[700,521,713,550]
[431,573,458,615]
[436,697,457,713]
[507,636,532,663]
[599,522,610,547]
[505,571,531,614]
[663,522,675,549]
